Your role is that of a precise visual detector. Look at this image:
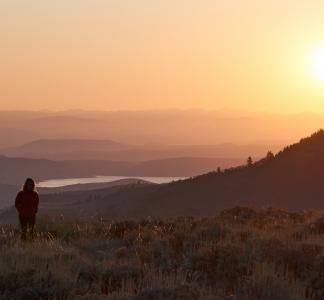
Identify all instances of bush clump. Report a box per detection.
[0,207,322,299]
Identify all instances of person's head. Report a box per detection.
[23,178,36,192]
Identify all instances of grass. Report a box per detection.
[0,207,323,299]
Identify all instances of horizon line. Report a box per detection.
[0,108,323,116]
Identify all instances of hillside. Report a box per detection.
[38,178,152,194]
[0,183,159,223]
[0,179,155,212]
[128,157,244,176]
[133,129,324,216]
[2,130,324,220]
[18,129,324,219]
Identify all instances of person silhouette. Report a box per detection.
[15,178,39,241]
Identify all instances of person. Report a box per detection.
[15,178,39,241]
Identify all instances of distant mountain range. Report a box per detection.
[1,138,280,162]
[0,154,245,186]
[0,155,132,185]
[0,109,309,148]
[2,130,324,222]
[2,139,128,155]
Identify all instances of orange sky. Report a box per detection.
[1,0,324,112]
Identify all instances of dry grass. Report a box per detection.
[0,207,323,299]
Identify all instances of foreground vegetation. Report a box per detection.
[0,207,323,300]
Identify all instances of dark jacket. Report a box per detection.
[15,191,39,217]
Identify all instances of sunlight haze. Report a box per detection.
[1,0,324,112]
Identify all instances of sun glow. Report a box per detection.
[308,45,324,82]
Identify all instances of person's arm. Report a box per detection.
[34,193,39,214]
[15,192,22,213]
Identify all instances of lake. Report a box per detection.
[37,175,186,188]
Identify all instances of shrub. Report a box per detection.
[0,268,74,299]
[134,284,199,300]
[0,208,322,299]
[236,273,305,300]
[101,265,143,293]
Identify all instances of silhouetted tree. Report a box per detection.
[265,151,274,160]
[247,156,253,167]
[217,167,221,173]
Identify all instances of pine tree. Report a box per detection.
[265,151,274,160]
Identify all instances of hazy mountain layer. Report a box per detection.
[12,130,324,219]
[0,155,245,185]
[2,130,324,220]
[0,109,317,148]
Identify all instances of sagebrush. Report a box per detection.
[0,207,323,300]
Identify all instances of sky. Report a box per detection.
[1,0,324,112]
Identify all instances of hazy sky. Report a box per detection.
[1,0,324,112]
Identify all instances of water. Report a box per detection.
[37,175,186,188]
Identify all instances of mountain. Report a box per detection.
[1,139,129,158]
[127,157,244,176]
[0,109,309,148]
[130,129,324,216]
[1,139,280,162]
[0,184,20,209]
[0,183,158,223]
[2,130,324,221]
[38,178,153,194]
[0,179,154,212]
[0,154,241,208]
[0,156,133,185]
[0,155,244,186]
[16,130,324,218]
